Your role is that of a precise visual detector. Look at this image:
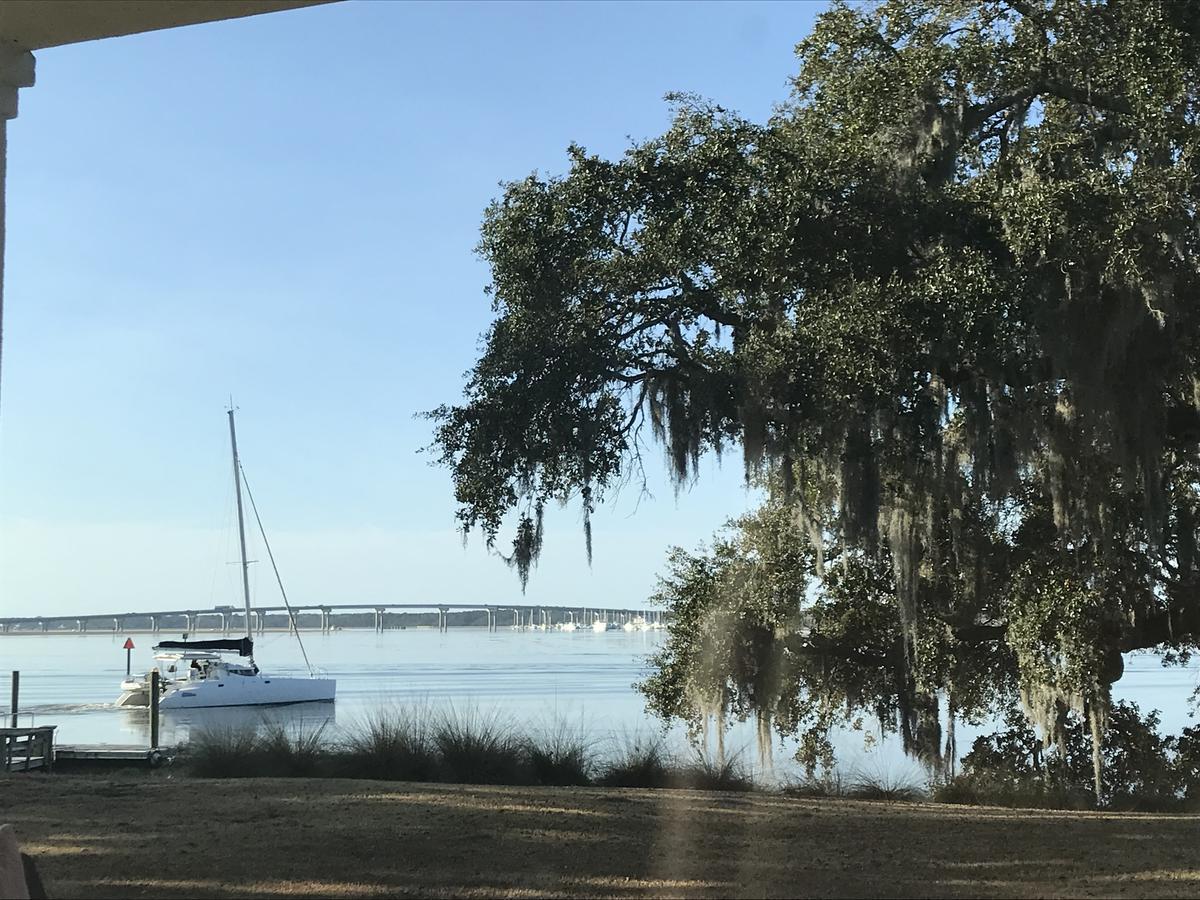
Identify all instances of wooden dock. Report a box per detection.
[4,671,168,772]
[55,745,169,767]
[1,726,55,772]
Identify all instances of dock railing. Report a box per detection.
[1,726,55,772]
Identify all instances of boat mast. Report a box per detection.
[227,408,254,646]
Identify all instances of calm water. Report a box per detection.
[2,628,1197,779]
[2,628,661,746]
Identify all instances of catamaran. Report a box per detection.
[116,409,335,710]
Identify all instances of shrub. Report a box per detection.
[1175,724,1200,805]
[938,702,1184,810]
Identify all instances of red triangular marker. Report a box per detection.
[123,638,135,650]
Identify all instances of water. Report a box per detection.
[2,629,1198,779]
[1,627,664,748]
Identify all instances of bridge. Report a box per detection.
[0,603,665,635]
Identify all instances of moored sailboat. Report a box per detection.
[116,409,335,709]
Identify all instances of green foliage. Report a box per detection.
[640,499,810,746]
[1175,724,1200,801]
[939,702,1190,810]
[431,0,1200,791]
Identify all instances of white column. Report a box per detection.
[0,44,34,414]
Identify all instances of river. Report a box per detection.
[3,627,1197,780]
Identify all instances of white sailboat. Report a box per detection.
[117,409,335,710]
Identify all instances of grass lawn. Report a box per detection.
[3,774,1198,898]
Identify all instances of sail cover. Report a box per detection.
[154,638,254,656]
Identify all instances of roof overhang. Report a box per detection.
[0,1,337,51]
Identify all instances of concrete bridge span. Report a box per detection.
[0,603,666,635]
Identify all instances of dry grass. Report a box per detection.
[3,773,1200,898]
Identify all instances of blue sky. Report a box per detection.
[0,0,824,616]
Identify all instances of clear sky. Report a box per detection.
[0,0,824,617]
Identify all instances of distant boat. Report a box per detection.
[117,409,335,710]
[591,619,607,633]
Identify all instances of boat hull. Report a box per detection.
[159,675,335,709]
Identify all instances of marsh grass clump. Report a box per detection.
[524,721,596,786]
[433,705,525,785]
[340,705,439,782]
[180,710,909,801]
[185,720,333,778]
[185,724,265,778]
[599,733,673,788]
[844,768,926,803]
[673,749,755,792]
[782,772,847,798]
[256,719,330,777]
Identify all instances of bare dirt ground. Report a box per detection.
[2,774,1198,898]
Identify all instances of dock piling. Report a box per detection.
[149,670,160,750]
[9,670,17,727]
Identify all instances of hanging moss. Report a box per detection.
[504,502,545,592]
[434,0,1200,791]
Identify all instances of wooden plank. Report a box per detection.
[56,746,154,761]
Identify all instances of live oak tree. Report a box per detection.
[430,0,1200,794]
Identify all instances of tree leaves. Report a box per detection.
[430,0,1200,783]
